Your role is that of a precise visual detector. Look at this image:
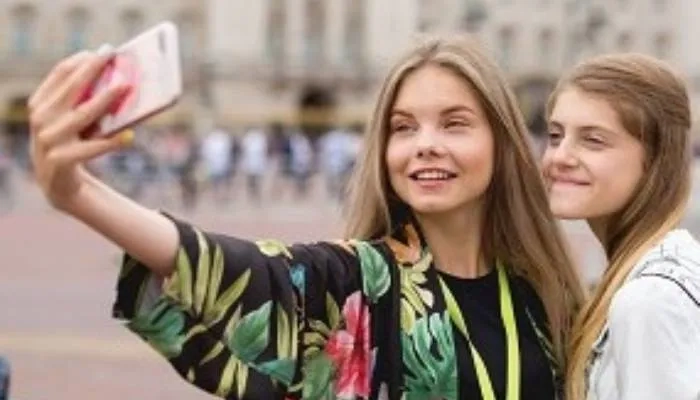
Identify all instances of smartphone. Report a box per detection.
[80,21,183,138]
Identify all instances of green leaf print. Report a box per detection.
[205,243,225,314]
[237,360,249,398]
[193,230,211,315]
[326,293,341,330]
[401,312,458,400]
[256,239,293,258]
[215,355,249,398]
[303,353,336,400]
[257,358,296,386]
[170,247,194,310]
[129,299,186,358]
[224,305,243,342]
[304,330,327,347]
[401,298,417,333]
[277,303,292,358]
[229,301,272,362]
[412,252,432,273]
[199,341,225,366]
[353,240,391,303]
[413,317,437,383]
[203,268,251,326]
[164,234,251,329]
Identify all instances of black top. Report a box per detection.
[437,269,556,400]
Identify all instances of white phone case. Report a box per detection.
[93,21,183,136]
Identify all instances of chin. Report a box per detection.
[408,201,455,215]
[549,201,593,220]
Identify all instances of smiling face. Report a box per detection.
[385,63,495,219]
[542,87,645,221]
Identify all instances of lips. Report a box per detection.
[550,176,590,186]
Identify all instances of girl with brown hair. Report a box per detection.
[27,35,583,399]
[543,53,700,400]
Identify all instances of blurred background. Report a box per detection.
[2,0,700,398]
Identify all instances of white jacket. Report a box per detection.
[586,229,700,400]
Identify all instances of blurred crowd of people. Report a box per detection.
[0,122,364,212]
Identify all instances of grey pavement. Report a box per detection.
[3,162,700,399]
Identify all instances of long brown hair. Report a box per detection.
[546,53,692,399]
[344,34,584,364]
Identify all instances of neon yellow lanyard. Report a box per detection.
[438,264,520,400]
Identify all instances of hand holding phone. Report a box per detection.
[80,21,183,139]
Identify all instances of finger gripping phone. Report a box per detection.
[82,21,183,138]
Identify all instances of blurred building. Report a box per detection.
[0,0,206,130]
[186,0,686,130]
[206,0,416,130]
[0,0,693,134]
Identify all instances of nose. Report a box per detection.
[415,127,446,159]
[549,138,579,167]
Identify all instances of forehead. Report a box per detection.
[391,64,484,114]
[550,88,623,130]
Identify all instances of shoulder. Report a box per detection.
[627,229,700,307]
[609,262,700,334]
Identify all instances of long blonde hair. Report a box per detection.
[344,34,585,364]
[547,54,693,400]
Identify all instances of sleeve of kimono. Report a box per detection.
[112,214,392,399]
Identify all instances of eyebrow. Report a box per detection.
[548,119,617,136]
[390,105,477,117]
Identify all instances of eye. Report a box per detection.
[547,131,563,145]
[444,119,469,130]
[585,135,604,145]
[390,119,415,134]
[583,134,607,149]
[390,123,411,133]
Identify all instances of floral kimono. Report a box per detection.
[113,215,560,399]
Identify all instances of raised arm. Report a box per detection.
[29,50,178,275]
[30,51,395,399]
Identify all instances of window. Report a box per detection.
[539,28,555,65]
[654,32,671,59]
[617,31,633,51]
[343,0,366,65]
[267,0,286,64]
[11,4,36,56]
[304,0,326,67]
[461,0,488,32]
[417,0,439,32]
[121,9,144,41]
[653,0,667,13]
[176,12,198,59]
[66,7,89,53]
[499,26,515,70]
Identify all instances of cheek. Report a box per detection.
[540,149,554,171]
[591,155,644,209]
[605,164,643,201]
[539,155,555,185]
[458,138,494,180]
[384,139,402,175]
[384,138,409,186]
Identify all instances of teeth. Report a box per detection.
[415,170,451,180]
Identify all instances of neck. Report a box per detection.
[415,207,489,279]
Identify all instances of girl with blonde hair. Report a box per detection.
[28,35,582,399]
[542,53,700,399]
